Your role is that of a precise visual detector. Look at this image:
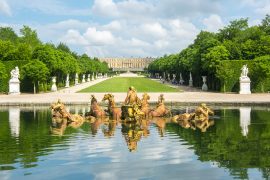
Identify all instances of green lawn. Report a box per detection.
[79,77,180,92]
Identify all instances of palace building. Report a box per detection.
[99,57,155,71]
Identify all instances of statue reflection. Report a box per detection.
[122,122,144,152]
[102,120,117,138]
[172,104,215,132]
[9,107,20,137]
[151,117,167,137]
[239,107,251,137]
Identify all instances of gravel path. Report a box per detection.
[1,74,270,106]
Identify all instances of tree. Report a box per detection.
[0,61,7,80]
[252,55,270,92]
[0,40,16,61]
[0,27,19,43]
[21,60,49,93]
[203,45,229,73]
[260,14,270,34]
[218,18,249,41]
[57,42,71,53]
[20,25,41,50]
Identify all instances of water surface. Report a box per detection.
[0,106,270,180]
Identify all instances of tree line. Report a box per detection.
[0,25,109,93]
[148,15,270,92]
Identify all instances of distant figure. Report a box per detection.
[241,64,248,77]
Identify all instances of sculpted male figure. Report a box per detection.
[125,86,139,105]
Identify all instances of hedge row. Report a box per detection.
[216,60,270,92]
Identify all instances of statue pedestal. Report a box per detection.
[9,79,20,95]
[239,77,251,94]
[189,80,193,87]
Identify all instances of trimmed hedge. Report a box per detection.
[216,60,270,92]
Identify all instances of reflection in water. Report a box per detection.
[240,107,251,136]
[2,106,270,179]
[8,107,20,137]
[122,122,144,152]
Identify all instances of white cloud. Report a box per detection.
[83,27,115,45]
[202,14,224,32]
[169,19,199,38]
[130,38,150,47]
[240,0,270,16]
[0,0,11,16]
[140,22,167,39]
[255,4,270,15]
[61,29,88,46]
[91,0,119,17]
[7,0,90,16]
[103,21,122,31]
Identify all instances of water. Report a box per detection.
[0,106,270,180]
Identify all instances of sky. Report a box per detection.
[0,0,269,58]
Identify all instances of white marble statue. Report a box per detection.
[51,76,57,91]
[75,73,79,85]
[189,72,193,87]
[239,65,251,94]
[65,74,70,88]
[241,64,248,77]
[179,73,184,85]
[9,66,20,95]
[82,74,86,83]
[11,66,19,80]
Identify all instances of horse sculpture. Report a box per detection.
[149,94,171,117]
[141,93,150,118]
[50,99,85,135]
[102,93,122,120]
[89,95,106,118]
[51,99,84,124]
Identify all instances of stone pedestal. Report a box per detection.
[239,77,251,94]
[65,74,70,88]
[51,77,57,92]
[202,76,208,91]
[9,79,20,95]
[82,74,86,83]
[91,73,94,81]
[87,74,90,82]
[75,73,79,85]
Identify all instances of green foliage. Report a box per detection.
[21,60,49,83]
[20,25,41,50]
[57,42,71,53]
[148,15,270,92]
[216,60,250,92]
[0,25,110,93]
[0,60,29,92]
[21,60,49,93]
[0,27,19,43]
[202,45,229,73]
